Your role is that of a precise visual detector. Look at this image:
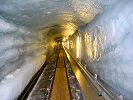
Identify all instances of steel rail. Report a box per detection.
[63,46,123,100]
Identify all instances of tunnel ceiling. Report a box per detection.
[0,0,113,41]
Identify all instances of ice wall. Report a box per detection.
[80,0,133,99]
[0,16,47,100]
[0,0,126,99]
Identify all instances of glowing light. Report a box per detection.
[76,36,81,58]
[70,40,73,48]
[61,23,77,39]
[67,40,69,49]
[62,42,64,45]
[84,33,98,61]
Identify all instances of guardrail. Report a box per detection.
[63,46,123,100]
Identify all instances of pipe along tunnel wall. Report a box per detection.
[0,0,133,100]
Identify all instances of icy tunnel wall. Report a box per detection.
[0,0,132,99]
[0,17,47,100]
[78,0,133,99]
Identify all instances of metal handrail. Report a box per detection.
[64,47,123,100]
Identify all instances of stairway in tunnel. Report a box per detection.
[26,46,71,100]
[19,45,106,100]
[50,49,70,100]
[0,0,133,100]
[19,44,118,100]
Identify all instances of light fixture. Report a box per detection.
[67,40,69,49]
[76,36,81,58]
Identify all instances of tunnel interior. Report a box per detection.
[0,0,133,100]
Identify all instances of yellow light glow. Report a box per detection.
[76,36,80,58]
[62,42,64,45]
[75,69,80,79]
[61,23,77,38]
[67,40,69,49]
[84,33,98,61]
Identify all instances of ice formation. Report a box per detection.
[0,0,133,100]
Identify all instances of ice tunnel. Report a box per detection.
[0,0,133,100]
